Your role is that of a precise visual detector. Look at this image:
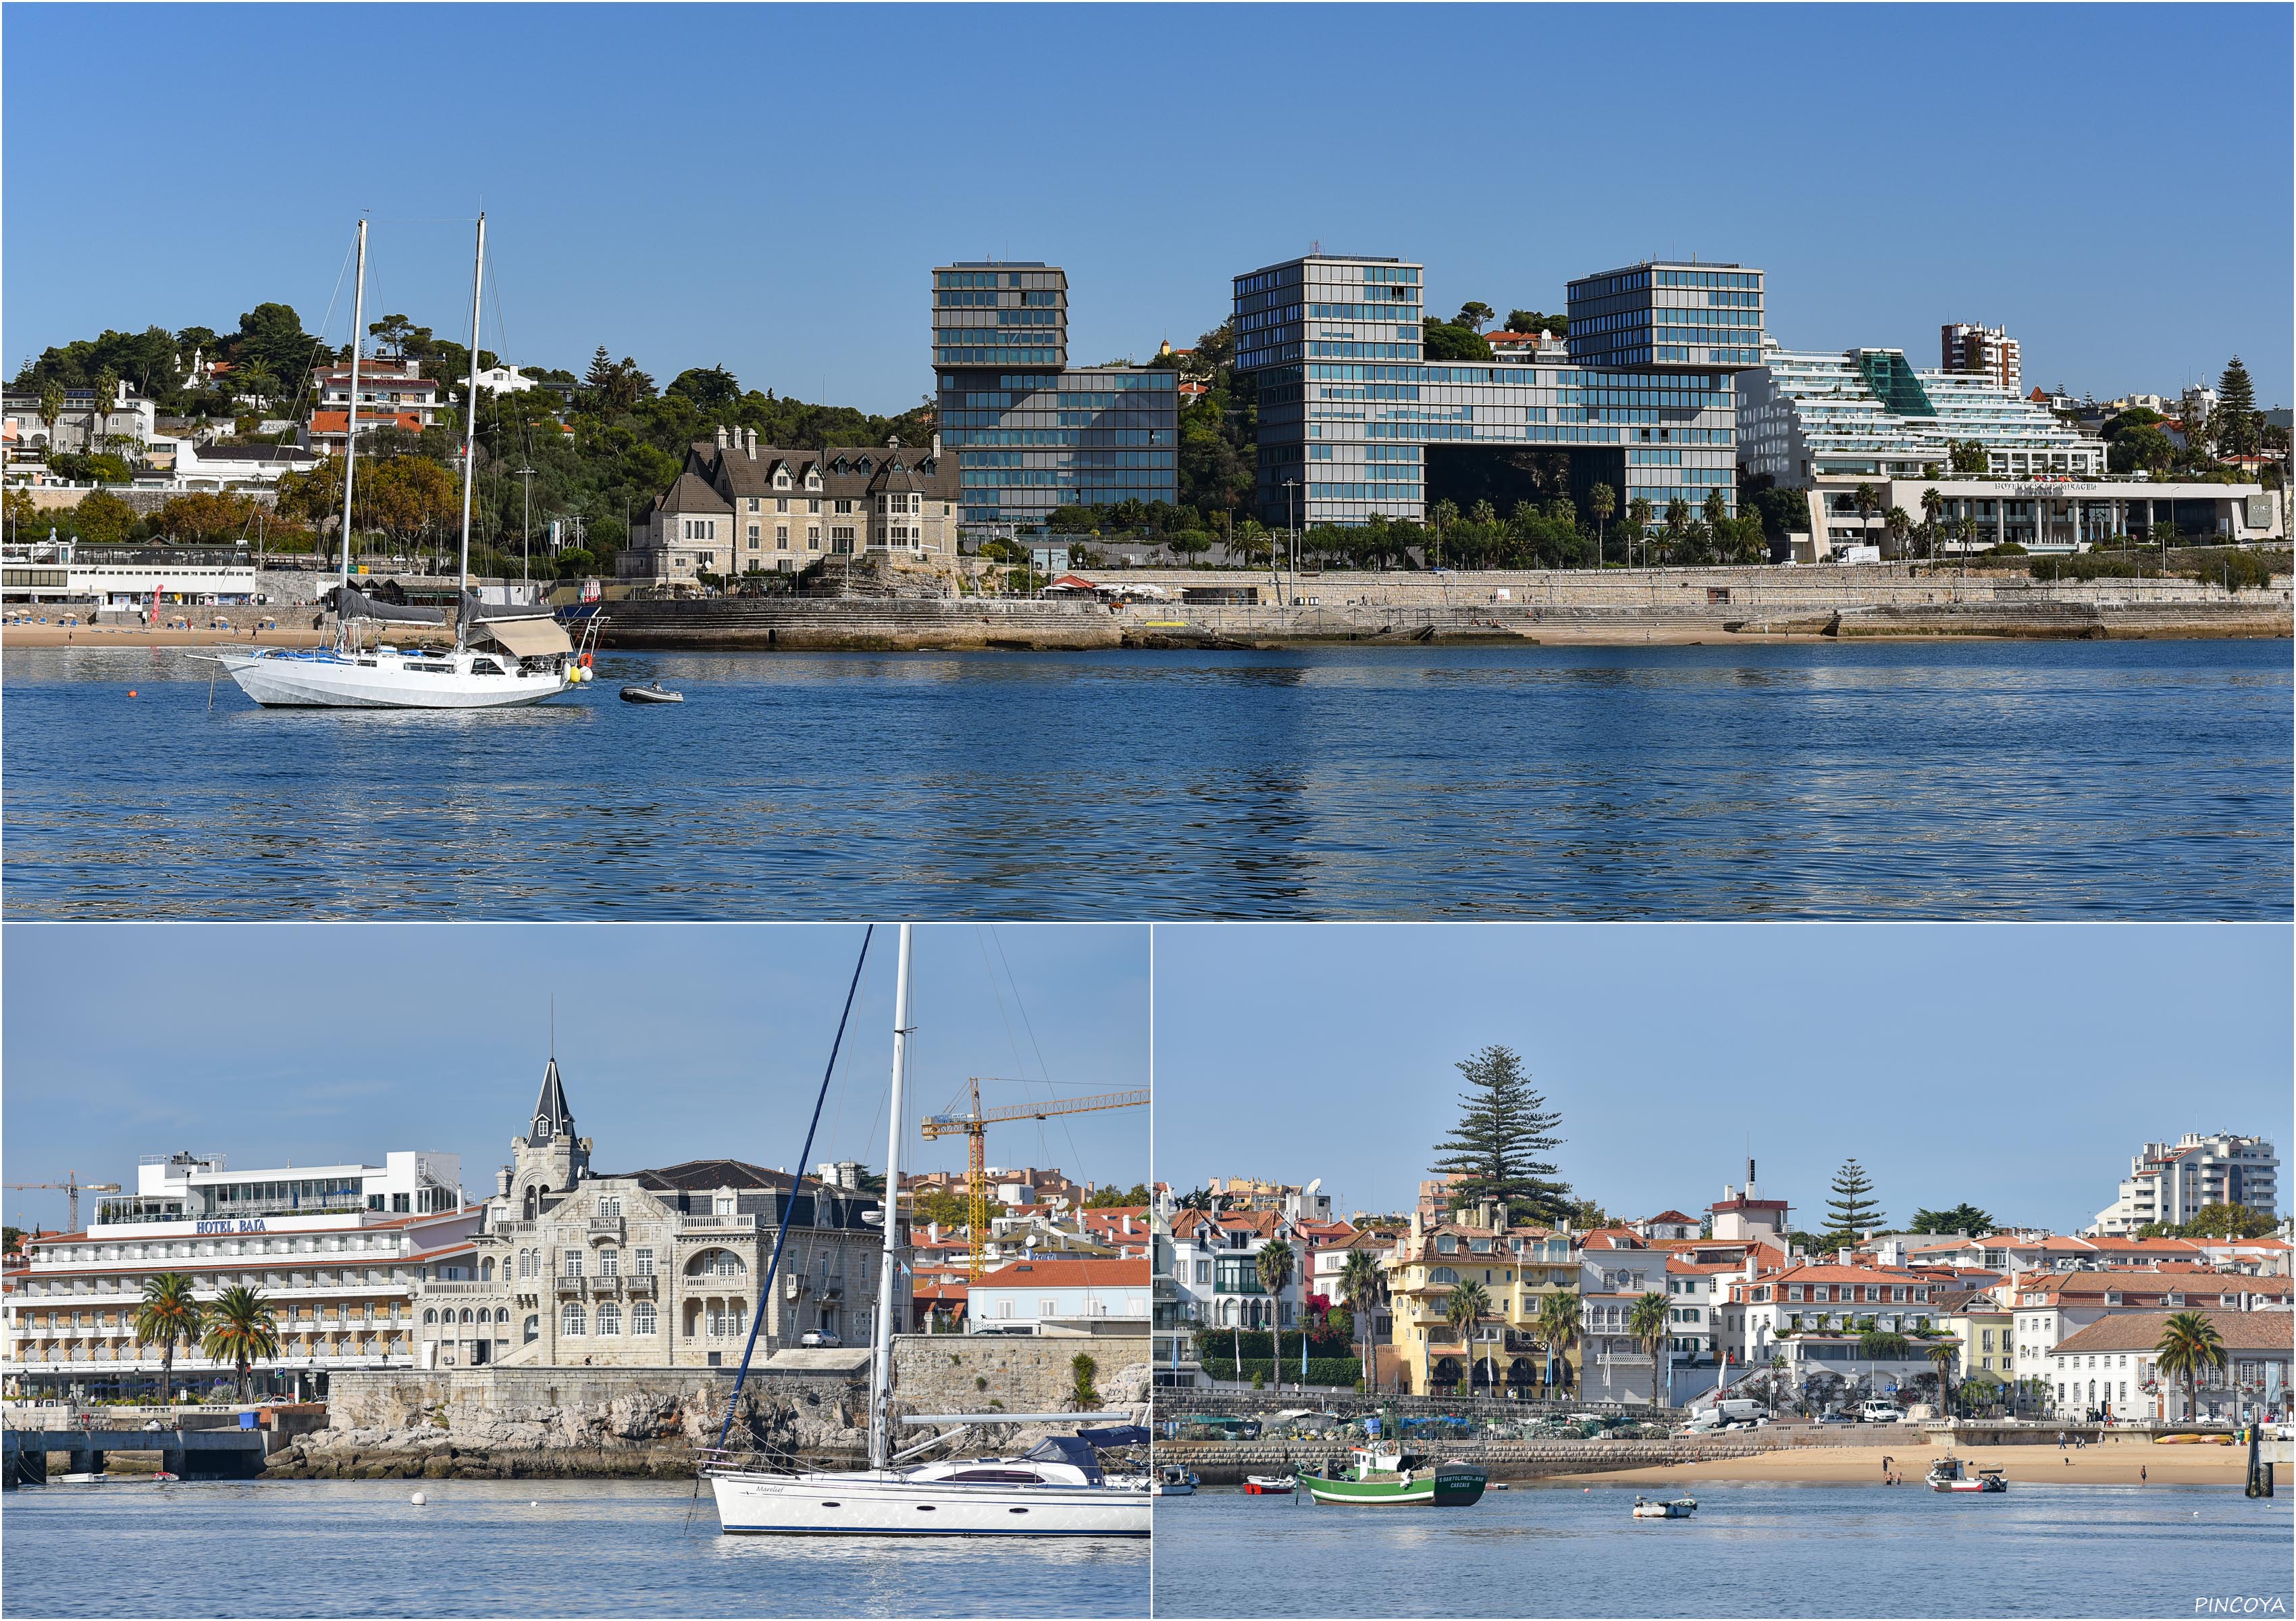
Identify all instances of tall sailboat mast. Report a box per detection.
[337,219,367,616]
[868,922,912,1472]
[454,212,487,649]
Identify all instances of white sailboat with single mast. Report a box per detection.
[706,923,1151,1538]
[211,215,595,709]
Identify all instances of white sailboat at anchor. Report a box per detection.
[704,923,1151,1538]
[211,215,598,709]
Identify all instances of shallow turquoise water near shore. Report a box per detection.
[1153,1482,2295,1618]
[1,1477,1148,1618]
[3,640,2287,919]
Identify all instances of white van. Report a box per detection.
[1858,1400,1908,1424]
[1688,1398,1765,1431]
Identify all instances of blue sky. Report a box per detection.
[4,5,2288,411]
[1151,925,2293,1235]
[1,924,1147,1233]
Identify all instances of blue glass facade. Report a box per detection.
[1236,255,1765,528]
[933,261,1178,530]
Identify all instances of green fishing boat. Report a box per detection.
[1299,1444,1487,1507]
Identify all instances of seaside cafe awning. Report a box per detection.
[473,615,571,659]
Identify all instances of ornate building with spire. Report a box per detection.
[411,1054,905,1371]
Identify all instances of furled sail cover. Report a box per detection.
[1021,1435,1105,1484]
[326,585,446,624]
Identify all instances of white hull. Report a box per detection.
[215,648,571,709]
[709,1468,1150,1537]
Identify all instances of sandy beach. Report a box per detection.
[1556,1439,2249,1488]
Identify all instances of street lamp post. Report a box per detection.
[1282,479,1300,607]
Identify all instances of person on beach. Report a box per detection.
[2140,1464,2147,1485]
[1881,1455,1892,1481]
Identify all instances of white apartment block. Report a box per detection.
[2091,1133,2278,1236]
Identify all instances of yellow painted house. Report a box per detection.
[1382,1210,1584,1397]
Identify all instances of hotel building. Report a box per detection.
[1233,252,1764,529]
[3,1149,479,1400]
[1739,340,2282,554]
[1940,321,2023,394]
[931,261,1178,531]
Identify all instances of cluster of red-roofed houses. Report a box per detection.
[1143,1162,2291,1420]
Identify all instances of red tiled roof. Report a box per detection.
[307,410,425,435]
[972,1257,1150,1288]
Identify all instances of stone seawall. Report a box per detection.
[267,1365,868,1481]
[262,1343,1149,1481]
[893,1335,1151,1418]
[600,598,1127,652]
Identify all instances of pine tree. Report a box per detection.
[1821,1159,1885,1247]
[1427,1044,1572,1225]
[2213,357,2260,459]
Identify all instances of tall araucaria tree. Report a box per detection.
[1427,1044,1572,1226]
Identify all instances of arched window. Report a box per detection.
[523,1315,540,1344]
[423,1308,438,1324]
[561,1302,585,1336]
[480,1258,494,1281]
[496,1307,510,1324]
[523,1186,538,1221]
[459,1308,473,1324]
[597,1302,622,1335]
[519,1248,535,1280]
[1430,1267,1459,1285]
[687,1247,745,1277]
[632,1302,657,1337]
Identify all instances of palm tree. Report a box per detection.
[1883,505,1912,559]
[1588,482,1616,566]
[1852,481,1880,551]
[1338,1248,1385,1394]
[1256,1239,1295,1387]
[88,369,120,462]
[1928,1341,1958,1418]
[1626,497,1653,568]
[199,1284,281,1404]
[1445,1279,1492,1394]
[2154,1310,2226,1423]
[1662,499,1692,566]
[1919,486,1944,558]
[1536,1289,1580,1396]
[38,380,65,461]
[133,1272,205,1405]
[1628,1291,1672,1409]
[1702,488,1730,535]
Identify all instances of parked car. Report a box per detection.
[1815,1411,1857,1425]
[798,1331,843,1348]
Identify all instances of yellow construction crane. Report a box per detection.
[3,1170,122,1234]
[920,1079,1147,1285]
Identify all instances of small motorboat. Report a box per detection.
[621,681,684,704]
[1632,1495,1698,1518]
[1928,1456,2008,1493]
[1243,1474,1297,1495]
[1149,1465,1198,1497]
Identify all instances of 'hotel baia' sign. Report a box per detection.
[194,1219,271,1235]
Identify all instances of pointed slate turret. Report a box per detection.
[530,1055,575,1144]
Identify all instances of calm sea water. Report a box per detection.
[1152,1483,2295,1618]
[0,1478,1147,1619]
[3,641,2287,919]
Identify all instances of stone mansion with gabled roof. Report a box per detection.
[411,1055,906,1372]
[618,426,961,584]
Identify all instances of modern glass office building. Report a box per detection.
[932,261,1178,531]
[1233,254,1764,528]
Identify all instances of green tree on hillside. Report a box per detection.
[1455,301,1495,333]
[1420,319,1492,362]
[2178,1202,2276,1239]
[1428,1044,1571,1225]
[1909,1204,1995,1237]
